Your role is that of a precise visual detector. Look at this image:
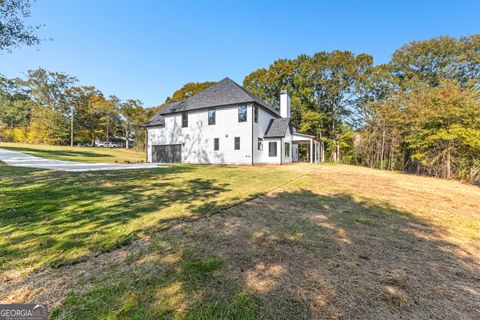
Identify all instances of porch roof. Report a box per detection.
[292,132,320,142]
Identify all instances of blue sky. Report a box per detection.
[1,0,479,107]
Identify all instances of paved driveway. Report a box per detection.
[0,148,162,172]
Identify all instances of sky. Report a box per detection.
[1,0,479,107]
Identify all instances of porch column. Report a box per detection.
[321,141,325,162]
[316,142,320,163]
[310,139,314,163]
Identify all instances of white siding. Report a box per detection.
[147,103,295,165]
[281,129,293,164]
[253,107,276,163]
[148,104,253,164]
[264,138,281,164]
[252,107,293,164]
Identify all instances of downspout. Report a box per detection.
[251,104,254,165]
[145,128,148,163]
[280,138,283,165]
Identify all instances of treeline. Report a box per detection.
[243,35,480,183]
[0,68,155,149]
[1,35,479,183]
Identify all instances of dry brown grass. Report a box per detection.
[1,164,479,319]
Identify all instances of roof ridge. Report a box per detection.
[150,76,281,121]
[224,78,256,98]
[225,78,279,115]
[228,79,271,104]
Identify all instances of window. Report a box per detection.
[234,137,240,150]
[208,108,216,125]
[238,105,247,122]
[269,142,277,157]
[257,137,263,150]
[254,106,258,123]
[182,112,188,127]
[214,138,219,151]
[285,142,290,157]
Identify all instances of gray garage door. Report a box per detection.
[152,144,182,163]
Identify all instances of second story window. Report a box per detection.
[182,112,188,128]
[214,138,219,151]
[208,108,216,125]
[254,106,258,123]
[238,105,247,122]
[234,137,240,150]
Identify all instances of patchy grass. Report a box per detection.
[0,142,145,163]
[1,164,479,319]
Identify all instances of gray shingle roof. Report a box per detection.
[144,101,185,127]
[159,100,186,114]
[145,78,279,127]
[264,118,292,138]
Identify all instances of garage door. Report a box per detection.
[152,144,182,163]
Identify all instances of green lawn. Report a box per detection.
[0,163,304,274]
[0,142,146,163]
[1,157,479,319]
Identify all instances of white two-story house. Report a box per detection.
[145,77,322,164]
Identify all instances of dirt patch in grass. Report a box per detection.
[1,164,479,319]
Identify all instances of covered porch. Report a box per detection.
[292,133,324,163]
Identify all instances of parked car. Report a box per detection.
[96,141,120,148]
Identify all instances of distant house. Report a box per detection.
[144,77,322,164]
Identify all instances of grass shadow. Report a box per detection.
[0,165,231,271]
[0,163,296,273]
[48,189,480,319]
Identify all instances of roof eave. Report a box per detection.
[160,101,267,116]
[143,123,165,128]
[253,102,280,118]
[264,135,285,138]
[293,132,317,139]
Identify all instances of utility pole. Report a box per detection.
[70,106,74,147]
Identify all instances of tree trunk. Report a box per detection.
[389,136,395,171]
[380,124,386,170]
[331,149,337,163]
[336,141,340,163]
[446,148,451,179]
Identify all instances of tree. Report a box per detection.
[25,68,77,144]
[403,80,480,180]
[152,81,216,115]
[119,99,149,149]
[0,0,42,52]
[166,81,216,103]
[355,98,403,171]
[66,86,105,144]
[244,51,374,162]
[390,35,480,89]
